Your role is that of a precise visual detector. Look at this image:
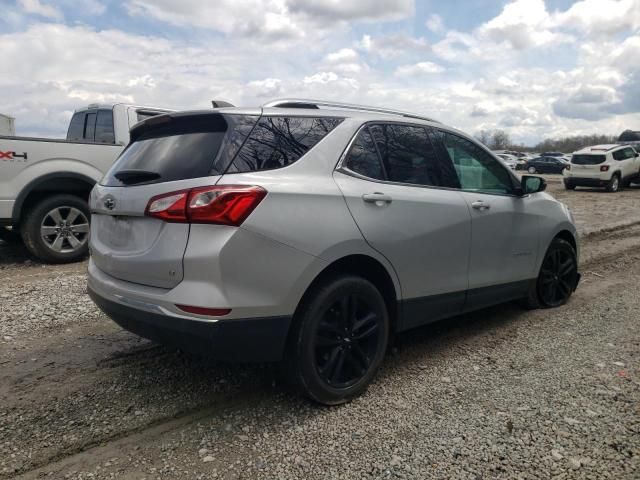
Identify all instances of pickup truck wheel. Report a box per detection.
[21,194,90,263]
[605,173,620,192]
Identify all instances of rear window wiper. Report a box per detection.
[114,169,161,185]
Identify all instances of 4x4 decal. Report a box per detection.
[0,151,28,162]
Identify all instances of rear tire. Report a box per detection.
[20,194,91,264]
[564,181,576,190]
[285,275,389,405]
[528,166,536,174]
[606,173,620,192]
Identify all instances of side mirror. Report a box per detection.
[521,175,546,195]
[635,152,639,157]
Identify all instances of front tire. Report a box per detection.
[285,275,390,405]
[523,238,578,309]
[20,194,91,264]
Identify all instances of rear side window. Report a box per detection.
[613,148,635,160]
[343,128,384,180]
[95,109,115,144]
[228,116,342,173]
[572,154,606,165]
[103,114,229,186]
[66,113,85,141]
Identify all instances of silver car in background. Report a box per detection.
[88,99,580,404]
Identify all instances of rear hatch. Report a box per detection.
[90,111,258,288]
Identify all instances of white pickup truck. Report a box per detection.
[0,103,171,263]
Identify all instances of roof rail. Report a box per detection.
[263,98,439,123]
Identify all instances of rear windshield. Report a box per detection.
[102,114,250,186]
[572,154,606,165]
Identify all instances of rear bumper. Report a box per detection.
[88,286,292,362]
[564,177,609,187]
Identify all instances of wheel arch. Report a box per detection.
[293,254,400,333]
[12,172,96,223]
[554,229,577,253]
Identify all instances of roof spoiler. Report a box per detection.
[212,100,235,108]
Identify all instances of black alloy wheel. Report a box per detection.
[286,275,389,405]
[314,294,381,388]
[537,239,578,307]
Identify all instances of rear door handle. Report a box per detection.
[471,200,491,210]
[362,193,392,204]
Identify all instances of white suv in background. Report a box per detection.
[564,145,640,192]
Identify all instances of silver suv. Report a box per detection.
[88,99,580,404]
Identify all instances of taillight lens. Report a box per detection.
[176,304,231,316]
[600,165,610,172]
[145,191,189,222]
[145,185,267,226]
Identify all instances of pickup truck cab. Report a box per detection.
[0,103,171,262]
[563,144,640,192]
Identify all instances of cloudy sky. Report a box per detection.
[1,0,639,144]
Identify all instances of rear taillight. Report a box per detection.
[176,304,231,316]
[145,185,267,226]
[600,165,610,172]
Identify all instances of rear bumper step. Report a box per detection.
[89,287,292,362]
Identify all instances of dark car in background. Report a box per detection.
[525,156,569,174]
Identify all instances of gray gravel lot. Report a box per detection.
[0,179,638,479]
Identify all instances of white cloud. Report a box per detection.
[245,78,283,97]
[356,33,430,59]
[554,0,640,36]
[18,0,62,20]
[425,14,444,34]
[394,61,444,77]
[287,0,413,22]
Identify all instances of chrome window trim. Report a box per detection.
[334,121,526,199]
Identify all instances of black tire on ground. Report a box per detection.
[0,226,22,244]
[606,173,620,192]
[285,275,390,405]
[621,176,632,188]
[564,181,576,190]
[20,194,91,264]
[521,238,578,309]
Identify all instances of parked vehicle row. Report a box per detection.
[87,98,580,404]
[0,103,171,262]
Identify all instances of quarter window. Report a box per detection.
[229,116,342,173]
[434,131,515,194]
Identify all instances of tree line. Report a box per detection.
[475,129,619,153]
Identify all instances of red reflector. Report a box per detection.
[600,165,610,172]
[176,305,231,316]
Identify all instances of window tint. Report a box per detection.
[66,113,85,141]
[210,114,259,175]
[84,112,97,141]
[369,124,457,187]
[572,154,605,165]
[229,116,342,173]
[103,114,228,186]
[95,109,115,144]
[435,131,514,194]
[343,128,384,180]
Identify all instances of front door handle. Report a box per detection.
[362,193,392,205]
[471,200,491,210]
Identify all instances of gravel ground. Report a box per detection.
[1,178,638,479]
